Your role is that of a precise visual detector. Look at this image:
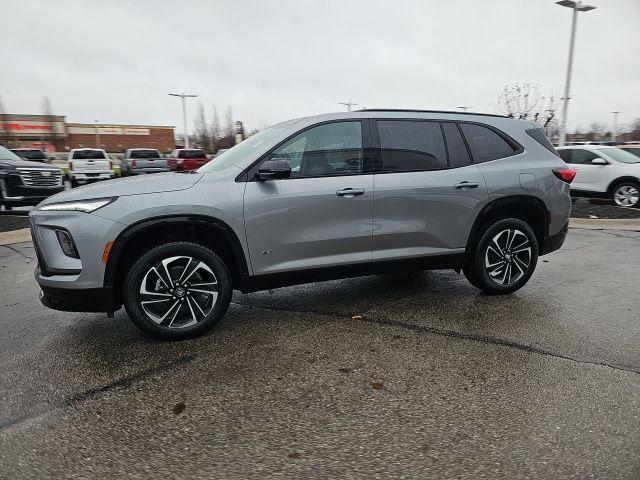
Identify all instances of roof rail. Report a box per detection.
[358,108,510,119]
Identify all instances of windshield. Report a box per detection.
[130,149,161,159]
[0,145,23,161]
[598,148,640,164]
[12,149,46,160]
[198,121,300,173]
[72,150,107,159]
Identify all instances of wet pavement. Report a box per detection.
[1,228,639,479]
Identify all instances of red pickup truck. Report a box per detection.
[167,149,211,171]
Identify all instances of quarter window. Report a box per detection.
[377,120,447,172]
[460,123,517,163]
[269,121,363,178]
[442,122,471,168]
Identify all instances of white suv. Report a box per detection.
[67,148,115,187]
[556,146,640,207]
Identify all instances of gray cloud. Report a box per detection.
[1,0,638,133]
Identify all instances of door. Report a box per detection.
[372,120,487,260]
[558,148,606,192]
[243,120,374,275]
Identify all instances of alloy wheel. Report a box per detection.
[484,228,532,286]
[613,185,640,207]
[139,255,218,329]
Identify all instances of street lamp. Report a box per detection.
[94,120,100,148]
[611,111,621,143]
[556,0,597,147]
[339,99,358,112]
[168,93,198,149]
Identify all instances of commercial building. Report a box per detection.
[0,114,175,153]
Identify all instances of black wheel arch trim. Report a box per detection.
[607,176,640,194]
[466,195,549,255]
[103,214,250,289]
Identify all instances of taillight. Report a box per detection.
[553,168,577,184]
[109,160,114,170]
[69,161,73,170]
[131,160,136,168]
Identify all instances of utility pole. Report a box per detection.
[94,119,100,148]
[168,93,198,148]
[339,99,358,112]
[556,0,597,147]
[611,111,621,143]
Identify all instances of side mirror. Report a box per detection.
[591,158,608,165]
[255,159,291,181]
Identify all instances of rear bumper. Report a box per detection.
[69,172,114,182]
[540,222,568,256]
[40,285,118,312]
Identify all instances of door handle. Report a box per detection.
[454,181,479,189]
[336,188,365,197]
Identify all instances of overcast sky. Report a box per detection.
[1,0,639,134]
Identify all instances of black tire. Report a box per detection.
[610,181,640,208]
[123,242,232,340]
[70,178,79,188]
[464,218,538,295]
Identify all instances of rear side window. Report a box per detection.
[377,120,447,172]
[442,123,471,168]
[526,128,559,157]
[130,149,160,159]
[72,150,106,159]
[460,123,517,163]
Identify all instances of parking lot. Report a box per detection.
[1,227,640,479]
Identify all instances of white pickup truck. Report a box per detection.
[67,148,115,187]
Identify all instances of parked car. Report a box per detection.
[30,110,572,339]
[556,146,640,207]
[0,145,64,211]
[121,149,170,176]
[67,148,115,187]
[10,148,50,163]
[168,149,210,171]
[616,145,640,159]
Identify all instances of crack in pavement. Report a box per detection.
[231,301,640,376]
[0,354,196,432]
[2,244,34,260]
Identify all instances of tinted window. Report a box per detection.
[130,149,160,159]
[557,149,573,163]
[560,149,598,164]
[11,149,46,160]
[72,150,107,159]
[179,150,206,159]
[526,128,559,157]
[597,148,640,164]
[377,120,446,172]
[442,123,471,168]
[460,123,516,163]
[269,121,363,178]
[623,147,640,158]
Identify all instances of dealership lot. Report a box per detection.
[1,228,640,479]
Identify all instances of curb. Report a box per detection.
[0,219,638,247]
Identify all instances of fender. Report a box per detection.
[103,214,249,288]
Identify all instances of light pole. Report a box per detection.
[94,119,100,148]
[556,0,596,147]
[611,111,621,143]
[339,99,358,112]
[168,93,198,148]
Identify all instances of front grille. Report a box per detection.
[17,168,63,188]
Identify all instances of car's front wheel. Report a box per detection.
[464,218,539,294]
[611,181,640,208]
[123,242,232,340]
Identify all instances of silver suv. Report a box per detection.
[29,110,572,339]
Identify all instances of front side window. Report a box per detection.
[460,123,517,163]
[377,120,447,172]
[268,121,363,178]
[12,149,46,160]
[561,149,598,164]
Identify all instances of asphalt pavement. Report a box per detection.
[1,228,640,479]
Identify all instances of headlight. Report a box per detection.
[39,197,117,213]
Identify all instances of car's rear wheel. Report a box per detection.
[611,182,640,208]
[464,218,538,294]
[123,242,232,340]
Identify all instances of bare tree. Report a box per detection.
[224,106,234,137]
[586,122,607,142]
[209,106,220,152]
[193,102,210,151]
[493,83,560,134]
[41,96,60,151]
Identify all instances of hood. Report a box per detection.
[0,158,61,170]
[40,171,203,205]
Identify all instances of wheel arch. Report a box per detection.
[466,195,548,255]
[104,215,250,306]
[606,176,640,194]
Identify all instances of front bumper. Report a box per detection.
[40,285,118,312]
[0,178,64,206]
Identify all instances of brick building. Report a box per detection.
[0,114,175,153]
